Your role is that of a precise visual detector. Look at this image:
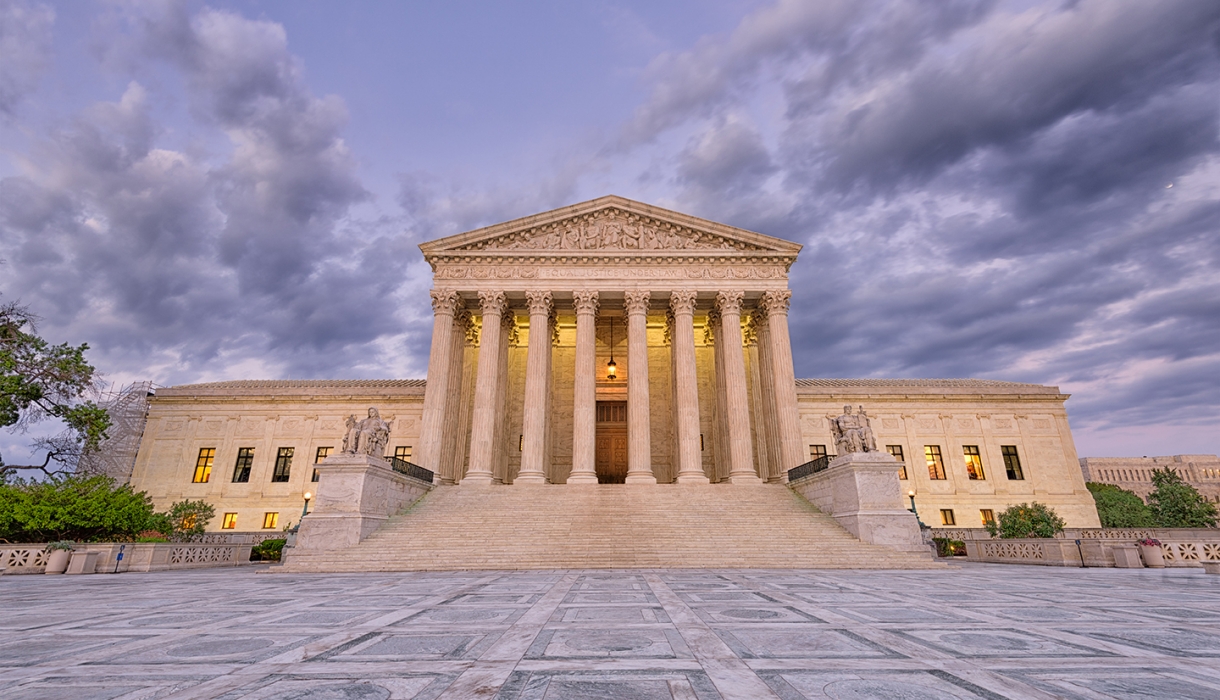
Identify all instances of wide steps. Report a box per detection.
[281,484,941,571]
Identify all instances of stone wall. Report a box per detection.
[1079,454,1220,503]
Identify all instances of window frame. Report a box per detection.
[963,445,986,480]
[887,445,906,479]
[231,447,254,483]
[925,445,946,480]
[940,508,956,526]
[262,512,279,529]
[221,512,238,530]
[271,447,294,483]
[312,446,332,483]
[394,446,412,462]
[192,448,215,483]
[980,509,995,526]
[1002,445,1025,480]
[809,444,827,460]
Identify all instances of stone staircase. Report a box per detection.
[280,484,942,572]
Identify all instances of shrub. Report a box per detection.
[251,538,286,562]
[44,540,75,551]
[985,502,1066,539]
[1148,469,1218,528]
[167,500,215,541]
[931,537,966,557]
[0,475,159,542]
[1086,483,1154,528]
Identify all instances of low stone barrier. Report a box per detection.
[956,530,1220,568]
[0,542,254,575]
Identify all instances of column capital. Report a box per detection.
[715,290,745,315]
[573,290,600,316]
[525,290,553,315]
[759,290,792,316]
[669,290,698,316]
[430,290,464,316]
[623,290,651,316]
[477,290,509,316]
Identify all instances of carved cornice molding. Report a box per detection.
[572,290,600,316]
[524,290,553,316]
[715,290,745,316]
[429,290,463,315]
[477,290,509,317]
[759,290,792,316]
[669,290,697,316]
[431,260,793,279]
[623,290,651,316]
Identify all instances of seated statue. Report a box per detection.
[831,405,878,454]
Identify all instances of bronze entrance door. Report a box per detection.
[595,402,628,484]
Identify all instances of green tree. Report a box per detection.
[0,474,158,542]
[1,300,110,478]
[167,499,216,541]
[1148,468,1218,528]
[985,502,1066,538]
[1086,482,1154,528]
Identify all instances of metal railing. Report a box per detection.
[387,456,435,484]
[787,454,834,482]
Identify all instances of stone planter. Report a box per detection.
[1202,561,1220,575]
[1138,544,1165,568]
[44,549,71,574]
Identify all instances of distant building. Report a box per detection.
[1080,455,1220,503]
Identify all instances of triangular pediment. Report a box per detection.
[419,196,802,256]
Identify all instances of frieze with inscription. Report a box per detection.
[435,266,788,280]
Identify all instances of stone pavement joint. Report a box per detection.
[3,563,1220,699]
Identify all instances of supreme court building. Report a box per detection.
[126,196,1102,532]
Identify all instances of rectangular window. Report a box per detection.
[221,512,238,530]
[312,446,332,482]
[262,512,279,529]
[272,447,293,483]
[394,446,412,462]
[925,446,946,480]
[887,445,906,479]
[231,447,254,483]
[1002,445,1024,480]
[192,448,215,483]
[980,509,995,526]
[963,445,985,480]
[809,444,827,460]
[940,509,956,526]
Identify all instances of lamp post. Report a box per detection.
[908,489,926,528]
[606,317,617,380]
[300,491,312,522]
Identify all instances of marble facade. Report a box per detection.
[125,196,1101,531]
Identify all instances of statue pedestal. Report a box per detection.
[293,453,434,551]
[789,451,926,555]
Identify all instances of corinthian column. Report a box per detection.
[752,311,782,482]
[517,290,553,483]
[416,290,462,473]
[670,291,708,483]
[761,290,803,476]
[464,291,508,484]
[569,290,599,484]
[716,291,761,483]
[623,291,657,484]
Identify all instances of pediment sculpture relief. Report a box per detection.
[456,209,763,252]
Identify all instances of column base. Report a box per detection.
[625,472,658,484]
[566,473,599,484]
[727,472,763,484]
[461,473,495,485]
[675,472,710,484]
[514,473,547,484]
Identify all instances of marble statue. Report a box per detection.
[341,414,359,454]
[340,408,391,458]
[832,405,878,455]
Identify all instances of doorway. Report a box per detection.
[595,402,628,484]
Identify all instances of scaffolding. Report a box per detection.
[77,381,157,482]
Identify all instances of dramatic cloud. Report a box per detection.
[0,0,53,115]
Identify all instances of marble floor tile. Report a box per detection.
[3,563,1220,699]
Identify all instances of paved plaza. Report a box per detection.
[2,564,1220,699]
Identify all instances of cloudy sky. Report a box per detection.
[2,0,1218,461]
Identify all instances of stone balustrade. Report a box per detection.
[953,529,1220,568]
[0,542,254,574]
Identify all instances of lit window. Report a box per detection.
[980,509,995,526]
[262,512,279,529]
[1002,445,1024,480]
[313,446,332,482]
[232,448,254,483]
[221,513,238,529]
[394,446,412,462]
[887,445,906,479]
[192,448,215,483]
[809,444,827,460]
[963,445,985,480]
[925,446,946,480]
[940,509,956,526]
[272,447,293,483]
